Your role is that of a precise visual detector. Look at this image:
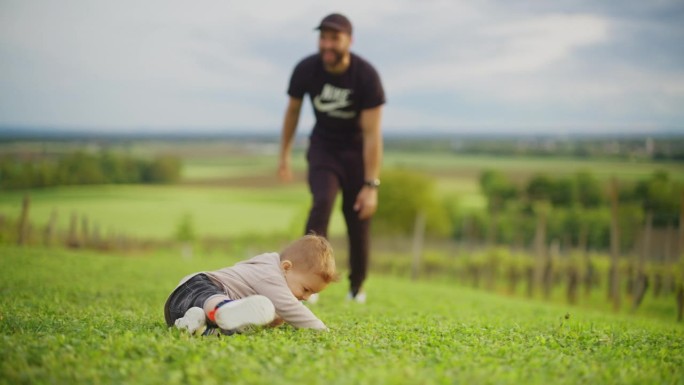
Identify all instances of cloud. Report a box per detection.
[384,13,610,94]
[0,0,682,132]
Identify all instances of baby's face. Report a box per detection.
[283,267,329,301]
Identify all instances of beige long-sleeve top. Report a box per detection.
[180,252,326,330]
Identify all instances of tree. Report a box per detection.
[479,170,518,244]
[526,174,555,204]
[175,213,196,243]
[374,169,451,237]
[575,170,603,208]
[549,177,577,207]
[57,152,105,185]
[634,171,681,227]
[144,155,182,184]
[480,170,518,212]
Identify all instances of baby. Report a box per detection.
[164,234,337,335]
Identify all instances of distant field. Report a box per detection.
[384,152,684,181]
[1,142,682,239]
[182,155,305,182]
[0,185,346,239]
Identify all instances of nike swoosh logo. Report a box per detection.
[313,96,352,112]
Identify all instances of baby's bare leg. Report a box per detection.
[203,295,232,322]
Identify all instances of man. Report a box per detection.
[278,13,385,303]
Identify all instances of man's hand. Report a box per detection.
[353,186,378,219]
[277,159,293,183]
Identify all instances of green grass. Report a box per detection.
[1,245,682,385]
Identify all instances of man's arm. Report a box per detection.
[354,105,383,219]
[278,97,303,182]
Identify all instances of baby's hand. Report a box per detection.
[268,316,284,328]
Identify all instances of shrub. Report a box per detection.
[374,169,451,237]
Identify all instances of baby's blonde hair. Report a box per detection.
[280,234,338,283]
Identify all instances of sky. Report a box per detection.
[1,0,683,135]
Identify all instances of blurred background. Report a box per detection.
[1,1,683,322]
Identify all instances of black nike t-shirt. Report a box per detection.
[287,53,385,147]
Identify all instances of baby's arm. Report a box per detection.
[257,277,327,329]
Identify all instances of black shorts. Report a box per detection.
[163,274,225,327]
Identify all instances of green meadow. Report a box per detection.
[2,143,684,384]
[2,146,683,241]
[0,185,314,239]
[1,245,682,385]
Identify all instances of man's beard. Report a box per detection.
[320,48,345,67]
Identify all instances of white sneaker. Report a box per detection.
[214,295,276,331]
[174,307,207,335]
[306,293,319,304]
[346,291,366,304]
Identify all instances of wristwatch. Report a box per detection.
[363,179,381,188]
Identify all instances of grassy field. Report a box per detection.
[2,144,682,241]
[2,141,682,384]
[1,245,682,385]
[0,185,318,239]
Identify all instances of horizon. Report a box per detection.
[1,124,682,141]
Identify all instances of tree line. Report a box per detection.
[0,151,181,189]
[474,169,682,254]
[374,168,683,256]
[385,136,684,161]
[373,168,683,319]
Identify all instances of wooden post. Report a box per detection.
[513,214,525,253]
[462,215,473,253]
[584,255,595,298]
[487,211,498,247]
[533,203,548,298]
[17,194,30,245]
[67,211,79,248]
[92,223,101,249]
[567,265,579,305]
[411,211,426,281]
[677,283,684,322]
[664,222,673,264]
[525,265,534,298]
[608,178,621,312]
[43,209,58,247]
[485,253,497,292]
[679,191,684,261]
[652,271,662,298]
[668,192,684,307]
[507,265,520,295]
[81,215,90,248]
[471,264,480,288]
[578,224,588,256]
[633,211,652,310]
[543,240,559,299]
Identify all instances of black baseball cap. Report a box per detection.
[315,13,352,35]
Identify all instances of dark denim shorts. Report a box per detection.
[163,274,224,327]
